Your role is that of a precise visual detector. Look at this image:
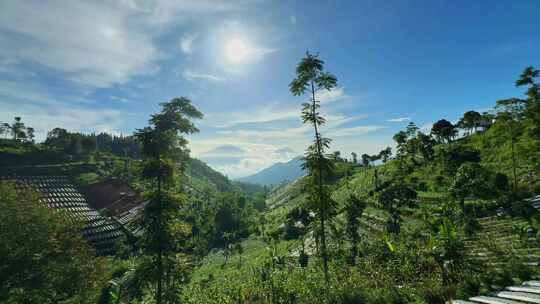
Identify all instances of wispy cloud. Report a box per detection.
[0,1,257,88]
[328,125,385,137]
[209,105,299,128]
[110,95,131,103]
[317,87,350,104]
[182,69,226,82]
[387,117,411,122]
[128,0,257,25]
[180,33,197,54]
[0,1,162,88]
[207,88,357,128]
[200,144,247,157]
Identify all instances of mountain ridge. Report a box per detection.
[236,156,304,186]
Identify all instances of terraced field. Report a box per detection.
[453,280,540,303]
[465,215,540,268]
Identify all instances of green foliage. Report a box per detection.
[135,97,203,304]
[432,218,466,286]
[451,162,507,215]
[457,111,482,135]
[378,183,417,234]
[0,116,33,143]
[0,182,107,303]
[343,179,367,265]
[431,119,457,143]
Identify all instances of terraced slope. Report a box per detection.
[464,214,540,268]
[527,195,540,213]
[2,175,123,255]
[453,280,540,303]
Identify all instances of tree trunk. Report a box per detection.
[350,232,358,266]
[510,122,518,193]
[156,155,163,304]
[311,80,329,283]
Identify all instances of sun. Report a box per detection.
[225,38,250,63]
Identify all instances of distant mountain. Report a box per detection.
[236,156,305,186]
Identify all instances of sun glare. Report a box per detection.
[225,38,250,63]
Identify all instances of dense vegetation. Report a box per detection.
[0,182,107,303]
[0,56,539,303]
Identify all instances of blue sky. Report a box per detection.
[0,1,539,178]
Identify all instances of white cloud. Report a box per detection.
[0,1,161,88]
[387,117,411,122]
[328,125,385,137]
[110,95,131,103]
[317,87,349,104]
[209,105,299,128]
[212,158,269,178]
[223,38,276,65]
[0,1,255,88]
[206,88,359,128]
[200,144,247,157]
[124,0,256,24]
[180,33,197,54]
[182,69,226,82]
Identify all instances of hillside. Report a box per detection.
[185,72,540,302]
[236,156,305,186]
[187,157,238,193]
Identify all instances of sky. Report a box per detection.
[0,0,539,178]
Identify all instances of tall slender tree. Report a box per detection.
[135,97,203,304]
[289,52,337,282]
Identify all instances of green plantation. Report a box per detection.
[1,55,540,304]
